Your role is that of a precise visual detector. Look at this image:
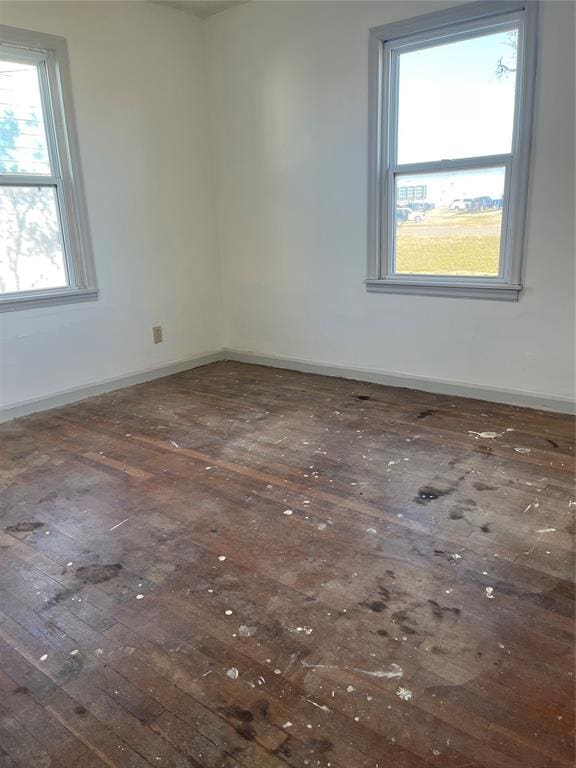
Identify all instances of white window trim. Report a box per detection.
[366,1,539,301]
[0,25,97,312]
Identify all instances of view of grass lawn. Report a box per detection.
[396,208,502,276]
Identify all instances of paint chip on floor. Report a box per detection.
[468,430,513,439]
[306,699,330,713]
[396,687,413,701]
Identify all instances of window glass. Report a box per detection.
[0,58,51,175]
[394,166,506,276]
[0,185,67,293]
[397,29,518,164]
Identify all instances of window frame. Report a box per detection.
[366,1,539,300]
[0,25,97,312]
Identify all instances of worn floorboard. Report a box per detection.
[0,361,574,767]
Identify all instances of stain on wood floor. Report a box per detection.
[0,361,574,767]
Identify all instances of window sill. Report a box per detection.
[365,279,522,301]
[0,286,99,312]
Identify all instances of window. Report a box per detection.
[367,2,538,300]
[0,25,96,311]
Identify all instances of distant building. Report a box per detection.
[398,184,427,203]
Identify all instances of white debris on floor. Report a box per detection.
[396,687,413,701]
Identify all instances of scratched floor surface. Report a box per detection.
[0,361,574,768]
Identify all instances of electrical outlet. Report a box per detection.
[152,325,163,344]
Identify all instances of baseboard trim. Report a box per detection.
[2,347,573,423]
[0,350,223,424]
[223,349,576,415]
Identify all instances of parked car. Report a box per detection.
[449,198,471,212]
[466,196,495,211]
[405,201,435,213]
[396,207,425,223]
[473,196,494,210]
[451,196,500,212]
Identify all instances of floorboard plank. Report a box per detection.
[1,361,574,767]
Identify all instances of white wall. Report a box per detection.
[1,1,573,415]
[0,1,222,410]
[205,0,575,404]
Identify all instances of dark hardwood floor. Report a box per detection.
[0,361,574,768]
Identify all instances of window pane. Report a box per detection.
[397,29,518,164]
[0,58,51,175]
[0,186,67,293]
[394,167,505,277]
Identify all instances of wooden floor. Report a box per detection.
[0,361,574,768]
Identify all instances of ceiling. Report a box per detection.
[159,1,249,18]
